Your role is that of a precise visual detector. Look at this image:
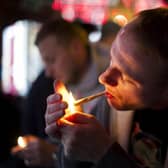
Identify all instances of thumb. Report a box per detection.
[63,112,95,124]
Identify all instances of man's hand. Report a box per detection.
[59,112,112,162]
[45,93,67,139]
[45,93,112,162]
[11,135,57,167]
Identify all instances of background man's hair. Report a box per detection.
[35,19,88,47]
[101,21,121,41]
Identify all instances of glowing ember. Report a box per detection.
[54,80,80,115]
[17,136,27,148]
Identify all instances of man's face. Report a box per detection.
[38,35,86,84]
[99,21,164,110]
[38,35,83,84]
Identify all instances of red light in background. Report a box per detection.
[121,0,133,8]
[162,0,168,5]
[51,0,108,24]
[52,0,62,10]
[52,2,61,10]
[62,5,75,21]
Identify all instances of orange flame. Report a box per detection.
[54,80,81,115]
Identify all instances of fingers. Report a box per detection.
[46,102,67,114]
[45,102,67,125]
[24,135,37,143]
[58,118,75,127]
[24,158,40,166]
[12,146,35,164]
[46,94,67,121]
[45,122,61,137]
[63,112,95,124]
[57,113,96,134]
[46,110,65,125]
[24,158,41,167]
[21,140,42,166]
[24,157,37,166]
[46,93,62,104]
[58,113,96,137]
[24,159,35,167]
[24,159,30,166]
[45,93,68,138]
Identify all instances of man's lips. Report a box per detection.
[105,92,114,99]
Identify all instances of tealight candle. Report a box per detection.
[17,136,27,148]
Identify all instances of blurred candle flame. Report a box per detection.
[17,136,27,148]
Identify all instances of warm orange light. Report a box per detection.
[113,14,128,27]
[17,136,27,148]
[54,80,79,115]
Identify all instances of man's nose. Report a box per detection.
[99,68,121,86]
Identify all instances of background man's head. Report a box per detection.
[95,21,121,59]
[99,8,168,110]
[100,21,121,46]
[35,19,90,84]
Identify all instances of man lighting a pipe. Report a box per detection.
[45,8,168,168]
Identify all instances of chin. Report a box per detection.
[107,99,133,111]
[107,99,121,109]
